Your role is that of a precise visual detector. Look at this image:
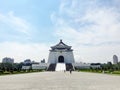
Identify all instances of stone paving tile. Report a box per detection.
[0,72,120,90]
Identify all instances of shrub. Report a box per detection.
[0,70,3,74]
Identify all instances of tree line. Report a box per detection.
[76,62,120,74]
[0,63,24,74]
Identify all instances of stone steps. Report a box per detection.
[66,63,74,71]
[47,63,74,71]
[55,63,66,71]
[47,64,56,71]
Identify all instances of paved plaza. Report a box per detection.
[0,72,120,90]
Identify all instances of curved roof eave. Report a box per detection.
[51,40,72,49]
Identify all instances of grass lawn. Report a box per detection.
[78,69,120,76]
[0,70,45,76]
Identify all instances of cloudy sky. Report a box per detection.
[0,0,120,63]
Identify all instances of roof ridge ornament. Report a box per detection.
[60,39,62,43]
[50,40,72,51]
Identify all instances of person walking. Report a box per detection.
[69,69,72,74]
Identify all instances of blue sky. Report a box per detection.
[0,0,61,43]
[0,0,120,63]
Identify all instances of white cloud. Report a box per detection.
[0,42,49,63]
[0,11,51,63]
[0,11,35,41]
[8,11,30,34]
[0,11,32,37]
[51,0,120,63]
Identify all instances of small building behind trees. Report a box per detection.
[2,57,14,64]
[113,55,118,64]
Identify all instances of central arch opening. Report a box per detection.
[58,56,64,63]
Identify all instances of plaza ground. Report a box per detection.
[0,71,120,90]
